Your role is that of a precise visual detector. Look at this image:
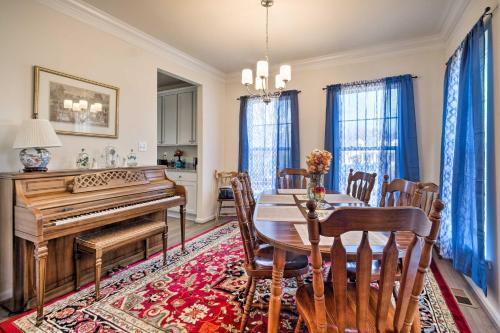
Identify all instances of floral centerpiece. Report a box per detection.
[305,149,333,206]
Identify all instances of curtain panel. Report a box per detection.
[439,17,494,294]
[238,90,300,193]
[324,75,419,204]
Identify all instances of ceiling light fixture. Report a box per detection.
[241,0,291,104]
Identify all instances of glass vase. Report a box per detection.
[307,173,326,207]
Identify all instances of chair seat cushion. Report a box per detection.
[218,186,234,200]
[254,244,309,270]
[296,283,397,332]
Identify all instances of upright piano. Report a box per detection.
[0,166,186,323]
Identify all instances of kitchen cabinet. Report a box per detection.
[157,87,197,146]
[167,171,197,216]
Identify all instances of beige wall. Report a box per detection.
[0,0,225,300]
[224,46,444,183]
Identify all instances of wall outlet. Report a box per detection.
[138,141,147,152]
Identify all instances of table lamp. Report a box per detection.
[13,118,62,172]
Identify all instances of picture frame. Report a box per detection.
[33,66,119,138]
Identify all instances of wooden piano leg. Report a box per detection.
[95,249,102,301]
[180,205,186,251]
[162,225,168,266]
[34,241,48,326]
[74,242,81,291]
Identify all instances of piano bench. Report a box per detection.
[74,219,167,300]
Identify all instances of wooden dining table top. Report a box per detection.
[253,189,414,259]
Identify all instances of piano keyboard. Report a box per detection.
[49,196,181,227]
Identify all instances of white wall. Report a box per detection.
[0,0,225,300]
[445,0,500,328]
[224,45,444,184]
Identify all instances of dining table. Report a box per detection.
[253,189,415,333]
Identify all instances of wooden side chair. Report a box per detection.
[379,175,419,207]
[215,170,238,224]
[231,177,309,333]
[346,169,377,204]
[413,182,439,215]
[296,200,444,333]
[277,168,309,189]
[239,172,256,216]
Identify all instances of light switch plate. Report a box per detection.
[138,141,147,152]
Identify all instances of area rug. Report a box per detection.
[0,222,470,332]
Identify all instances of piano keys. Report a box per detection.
[0,166,186,325]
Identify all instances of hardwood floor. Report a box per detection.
[1,218,497,333]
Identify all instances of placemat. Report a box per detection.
[294,224,388,246]
[258,194,296,205]
[277,188,307,195]
[255,206,305,222]
[324,194,363,204]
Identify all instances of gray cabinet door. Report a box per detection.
[177,91,195,145]
[157,96,163,144]
[162,94,178,145]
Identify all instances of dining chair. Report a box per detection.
[277,168,309,189]
[346,169,377,204]
[413,182,439,215]
[214,170,238,224]
[379,175,419,207]
[296,199,444,333]
[239,172,256,216]
[231,177,309,333]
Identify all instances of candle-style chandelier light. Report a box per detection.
[241,0,291,104]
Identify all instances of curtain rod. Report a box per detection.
[236,90,301,100]
[322,75,418,90]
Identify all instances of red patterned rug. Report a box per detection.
[1,222,470,332]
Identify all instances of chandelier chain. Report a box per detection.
[265,5,269,61]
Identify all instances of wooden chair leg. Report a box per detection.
[294,315,304,333]
[410,306,422,333]
[296,275,304,288]
[240,277,257,333]
[74,243,81,291]
[216,200,222,224]
[95,250,102,300]
[243,276,253,299]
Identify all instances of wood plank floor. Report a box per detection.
[1,218,497,333]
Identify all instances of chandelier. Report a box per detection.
[241,0,291,104]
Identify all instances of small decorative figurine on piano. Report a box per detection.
[127,149,138,167]
[76,148,90,169]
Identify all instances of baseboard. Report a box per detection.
[0,289,12,303]
[464,276,500,331]
[194,215,215,224]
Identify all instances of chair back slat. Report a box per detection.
[305,200,444,332]
[231,177,256,268]
[238,173,257,245]
[355,231,372,332]
[331,236,347,332]
[346,169,377,204]
[379,175,418,207]
[277,168,309,189]
[376,232,399,332]
[393,235,422,331]
[413,182,439,215]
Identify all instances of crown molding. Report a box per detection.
[36,0,225,82]
[226,34,445,82]
[438,0,471,42]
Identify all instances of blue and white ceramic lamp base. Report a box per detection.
[19,147,52,172]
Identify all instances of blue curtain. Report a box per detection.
[439,17,494,294]
[238,96,249,172]
[324,75,419,204]
[277,90,301,171]
[238,91,300,193]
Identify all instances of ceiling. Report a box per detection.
[83,0,459,73]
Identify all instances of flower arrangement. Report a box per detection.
[306,149,332,174]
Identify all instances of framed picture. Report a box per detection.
[33,66,119,138]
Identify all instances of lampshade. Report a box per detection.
[256,60,269,78]
[275,74,285,89]
[13,119,62,149]
[242,69,253,85]
[279,64,291,81]
[79,99,88,109]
